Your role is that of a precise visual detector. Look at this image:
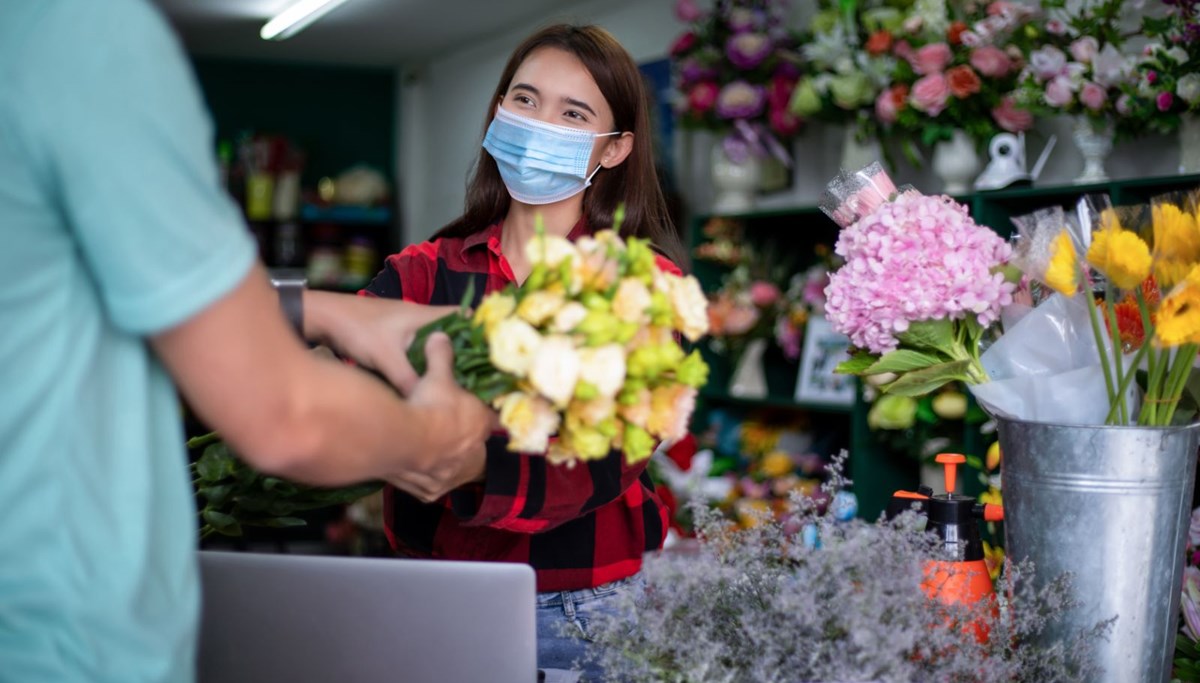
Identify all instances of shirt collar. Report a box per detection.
[460,215,591,256]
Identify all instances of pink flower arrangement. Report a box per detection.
[821,164,1014,394]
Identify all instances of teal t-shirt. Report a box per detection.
[0,1,256,680]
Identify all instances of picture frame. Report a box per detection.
[795,315,855,406]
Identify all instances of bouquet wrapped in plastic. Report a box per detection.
[408,211,711,466]
[820,163,1016,396]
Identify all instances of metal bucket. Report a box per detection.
[997,417,1200,682]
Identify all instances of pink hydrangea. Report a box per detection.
[824,193,1015,354]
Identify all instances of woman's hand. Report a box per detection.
[302,291,458,394]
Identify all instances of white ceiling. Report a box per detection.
[152,0,595,67]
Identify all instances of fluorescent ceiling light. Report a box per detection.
[260,0,350,41]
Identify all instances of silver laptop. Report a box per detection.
[197,551,537,683]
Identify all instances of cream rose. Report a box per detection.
[525,234,577,268]
[528,334,581,408]
[489,318,544,377]
[647,385,698,443]
[577,344,627,399]
[618,388,652,428]
[568,395,617,427]
[612,278,652,324]
[516,290,565,327]
[663,273,710,341]
[551,302,589,334]
[474,293,516,335]
[497,392,560,453]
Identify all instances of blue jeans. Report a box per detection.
[536,575,642,682]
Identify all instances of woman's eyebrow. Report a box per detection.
[511,82,597,117]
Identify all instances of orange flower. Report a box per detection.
[1105,298,1148,351]
[947,20,969,45]
[946,65,982,98]
[865,29,893,55]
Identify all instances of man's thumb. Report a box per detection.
[421,332,456,381]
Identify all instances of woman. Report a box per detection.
[362,24,686,677]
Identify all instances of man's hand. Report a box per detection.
[391,332,496,502]
[304,291,458,394]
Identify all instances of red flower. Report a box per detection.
[947,20,969,46]
[865,30,893,56]
[946,65,982,98]
[670,31,697,56]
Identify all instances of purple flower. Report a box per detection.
[1030,46,1068,80]
[1188,506,1200,549]
[1115,93,1134,116]
[726,32,773,70]
[1158,91,1176,111]
[727,7,759,33]
[715,81,766,120]
[679,57,718,84]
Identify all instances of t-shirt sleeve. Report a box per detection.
[22,0,256,335]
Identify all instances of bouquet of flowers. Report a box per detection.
[1010,0,1136,131]
[787,1,905,139]
[876,0,1038,151]
[773,245,836,362]
[407,214,711,466]
[1121,1,1200,135]
[821,162,1016,396]
[670,0,806,165]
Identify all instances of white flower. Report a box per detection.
[648,384,698,443]
[497,392,560,453]
[528,334,581,408]
[568,395,617,427]
[612,278,652,324]
[1031,46,1068,81]
[577,344,627,399]
[571,235,619,292]
[489,318,543,377]
[1091,44,1133,89]
[1178,74,1200,106]
[1167,46,1190,66]
[516,290,565,327]
[525,234,577,268]
[653,448,734,503]
[663,274,710,342]
[551,302,589,334]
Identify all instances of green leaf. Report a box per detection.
[882,360,971,397]
[864,350,943,376]
[835,351,879,375]
[197,484,234,506]
[895,319,956,355]
[195,444,233,482]
[202,510,243,537]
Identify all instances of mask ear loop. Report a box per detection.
[587,131,625,181]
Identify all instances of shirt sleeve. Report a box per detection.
[362,242,439,303]
[448,254,685,533]
[19,0,256,336]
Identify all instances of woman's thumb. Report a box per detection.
[421,332,456,381]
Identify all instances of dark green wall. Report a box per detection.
[191,58,397,187]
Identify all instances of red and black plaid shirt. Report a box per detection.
[362,218,672,592]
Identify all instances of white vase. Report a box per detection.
[840,125,883,172]
[1180,115,1200,175]
[710,144,761,215]
[1072,117,1113,184]
[931,130,981,195]
[729,338,768,399]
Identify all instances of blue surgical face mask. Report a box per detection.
[482,105,621,205]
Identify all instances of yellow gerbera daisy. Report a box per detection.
[1152,203,1200,289]
[1044,230,1079,296]
[1086,224,1152,291]
[1155,266,1200,347]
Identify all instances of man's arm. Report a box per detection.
[152,264,490,502]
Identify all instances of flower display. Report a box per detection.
[407,213,710,466]
[1120,1,1200,135]
[822,163,1014,395]
[787,1,905,139]
[1010,0,1137,129]
[774,245,838,362]
[876,0,1038,149]
[670,0,805,163]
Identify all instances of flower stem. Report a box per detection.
[1101,287,1127,424]
[1105,342,1149,424]
[1134,287,1158,425]
[1161,344,1199,425]
[1084,279,1119,424]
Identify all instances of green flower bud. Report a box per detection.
[676,350,711,388]
[789,79,822,117]
[867,394,918,431]
[577,310,618,346]
[622,424,655,463]
[574,381,599,401]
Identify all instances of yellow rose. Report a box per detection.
[489,318,543,377]
[473,293,516,335]
[498,392,560,453]
[528,334,581,408]
[663,273,710,341]
[551,302,588,334]
[577,344,626,399]
[516,290,566,327]
[568,395,617,427]
[612,278,653,324]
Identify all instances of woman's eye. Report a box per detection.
[564,110,587,122]
[513,94,534,106]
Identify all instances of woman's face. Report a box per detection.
[500,46,619,173]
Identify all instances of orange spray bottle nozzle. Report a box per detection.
[935,453,966,496]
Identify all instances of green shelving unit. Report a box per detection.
[690,172,1200,520]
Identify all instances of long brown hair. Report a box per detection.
[433,24,686,268]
